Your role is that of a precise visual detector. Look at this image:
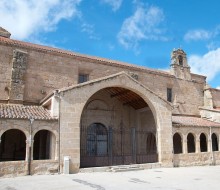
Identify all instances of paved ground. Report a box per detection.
[1,165,220,190]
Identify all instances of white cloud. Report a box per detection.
[217,86,220,89]
[117,5,166,50]
[189,48,220,81]
[101,0,123,11]
[81,23,100,40]
[184,26,220,42]
[0,0,82,40]
[184,29,212,41]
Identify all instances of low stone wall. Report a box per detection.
[173,152,220,167]
[0,160,59,178]
[0,161,28,177]
[31,160,59,175]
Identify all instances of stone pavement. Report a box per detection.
[1,165,220,190]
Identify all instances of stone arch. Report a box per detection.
[59,72,173,173]
[187,133,195,153]
[200,133,207,152]
[0,127,28,140]
[173,132,182,154]
[0,129,26,161]
[33,129,56,160]
[212,133,218,151]
[32,126,58,139]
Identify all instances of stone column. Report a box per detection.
[31,140,34,160]
[196,135,200,153]
[25,140,29,161]
[55,140,59,160]
[182,135,187,154]
[218,134,220,151]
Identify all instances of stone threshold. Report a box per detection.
[79,163,161,173]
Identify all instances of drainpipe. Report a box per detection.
[54,90,61,173]
[28,117,34,175]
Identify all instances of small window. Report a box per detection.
[167,88,172,102]
[78,74,89,83]
[178,55,183,66]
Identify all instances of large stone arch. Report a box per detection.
[58,72,173,173]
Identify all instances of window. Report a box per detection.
[178,55,183,66]
[167,88,172,102]
[187,133,195,153]
[200,133,207,152]
[212,133,218,151]
[78,74,89,83]
[173,133,182,154]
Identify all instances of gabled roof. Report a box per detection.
[55,71,172,107]
[172,115,220,127]
[0,104,56,120]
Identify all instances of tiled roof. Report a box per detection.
[172,115,220,127]
[0,104,56,120]
[0,36,171,77]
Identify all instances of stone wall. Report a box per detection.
[59,72,173,173]
[31,160,59,174]
[211,88,220,108]
[0,161,28,177]
[0,160,59,177]
[0,42,205,115]
[200,108,220,123]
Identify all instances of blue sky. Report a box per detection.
[1,0,220,88]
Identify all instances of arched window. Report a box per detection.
[33,130,55,160]
[200,133,207,152]
[146,133,157,153]
[173,133,182,154]
[87,123,108,156]
[187,133,195,153]
[0,129,26,161]
[178,55,183,66]
[212,133,218,151]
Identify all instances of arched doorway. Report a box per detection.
[80,87,158,168]
[212,133,218,151]
[0,129,26,161]
[87,123,108,156]
[33,130,55,160]
[187,133,195,153]
[200,133,207,152]
[173,133,182,154]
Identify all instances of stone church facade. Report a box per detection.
[0,27,220,177]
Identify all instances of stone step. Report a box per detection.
[107,165,144,172]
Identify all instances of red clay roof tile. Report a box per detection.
[172,115,220,127]
[0,104,56,120]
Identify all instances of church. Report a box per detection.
[0,27,220,177]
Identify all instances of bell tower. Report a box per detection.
[170,48,191,80]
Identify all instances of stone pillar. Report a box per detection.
[25,140,29,161]
[182,136,187,154]
[218,134,220,151]
[196,135,200,153]
[208,138,212,152]
[31,140,34,160]
[55,140,59,160]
